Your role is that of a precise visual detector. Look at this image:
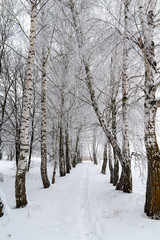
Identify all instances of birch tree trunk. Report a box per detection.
[101,143,107,174]
[27,88,36,171]
[111,99,119,186]
[117,0,132,192]
[40,46,50,188]
[65,123,71,174]
[0,198,3,217]
[108,143,114,183]
[15,1,37,208]
[52,128,59,184]
[59,88,66,176]
[72,128,81,168]
[77,148,82,163]
[93,130,98,165]
[14,78,21,167]
[0,125,3,160]
[110,57,119,186]
[59,124,66,176]
[138,0,160,219]
[84,62,129,186]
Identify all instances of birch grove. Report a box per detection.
[0,0,160,220]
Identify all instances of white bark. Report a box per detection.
[15,1,37,208]
[138,0,160,219]
[41,46,50,188]
[120,0,132,192]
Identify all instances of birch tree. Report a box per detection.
[65,122,71,174]
[138,0,160,219]
[116,0,132,192]
[109,57,119,186]
[72,127,81,168]
[93,129,98,165]
[27,85,36,171]
[40,4,50,188]
[101,143,107,174]
[108,143,114,183]
[59,87,66,176]
[41,47,50,187]
[15,0,38,208]
[52,127,59,184]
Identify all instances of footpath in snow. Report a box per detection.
[0,160,160,240]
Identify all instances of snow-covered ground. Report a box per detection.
[0,159,160,240]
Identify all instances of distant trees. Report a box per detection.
[72,127,82,167]
[8,56,24,166]
[67,0,133,192]
[0,0,15,160]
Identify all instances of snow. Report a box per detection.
[0,159,160,240]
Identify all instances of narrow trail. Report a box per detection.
[78,162,102,240]
[1,160,156,240]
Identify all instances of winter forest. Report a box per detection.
[1,0,160,239]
